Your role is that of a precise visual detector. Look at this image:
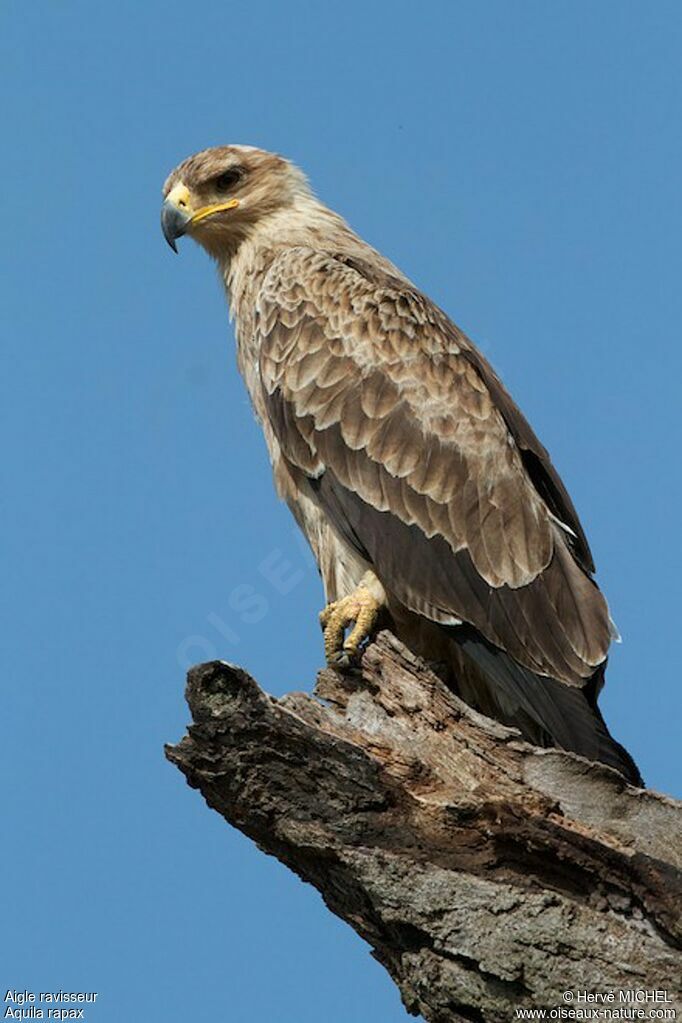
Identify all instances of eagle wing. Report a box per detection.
[257,247,611,685]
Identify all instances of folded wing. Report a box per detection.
[257,248,612,685]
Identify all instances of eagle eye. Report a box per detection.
[213,168,243,192]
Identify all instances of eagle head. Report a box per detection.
[161,145,309,256]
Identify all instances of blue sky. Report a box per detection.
[2,1,681,1020]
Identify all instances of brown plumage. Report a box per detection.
[161,145,641,785]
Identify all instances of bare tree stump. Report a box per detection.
[165,631,682,1022]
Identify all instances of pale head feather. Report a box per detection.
[162,145,348,260]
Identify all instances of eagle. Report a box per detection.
[161,145,641,786]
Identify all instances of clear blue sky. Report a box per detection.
[2,2,680,1020]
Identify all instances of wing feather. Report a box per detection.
[257,248,610,683]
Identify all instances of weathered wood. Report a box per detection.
[166,631,682,1022]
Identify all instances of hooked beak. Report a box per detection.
[161,199,191,253]
[161,181,240,253]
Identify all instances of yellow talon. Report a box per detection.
[319,580,383,668]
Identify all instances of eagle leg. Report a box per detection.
[319,572,385,669]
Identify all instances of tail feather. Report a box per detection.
[450,626,642,786]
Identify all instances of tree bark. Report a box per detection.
[166,631,682,1022]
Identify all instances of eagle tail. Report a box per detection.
[449,626,643,786]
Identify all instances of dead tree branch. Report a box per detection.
[166,631,682,1022]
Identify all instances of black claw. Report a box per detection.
[328,646,364,672]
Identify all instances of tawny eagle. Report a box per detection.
[161,145,641,785]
